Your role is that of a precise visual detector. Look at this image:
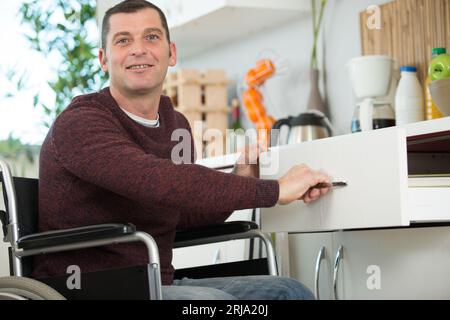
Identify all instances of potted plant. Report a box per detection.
[307,0,328,116]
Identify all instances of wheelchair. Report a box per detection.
[0,157,278,300]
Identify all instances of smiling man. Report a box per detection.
[34,0,331,300]
[99,6,176,121]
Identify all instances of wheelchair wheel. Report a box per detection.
[0,276,66,300]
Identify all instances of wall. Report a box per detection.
[97,0,394,134]
[177,0,393,136]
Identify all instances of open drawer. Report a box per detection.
[260,118,450,233]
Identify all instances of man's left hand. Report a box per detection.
[232,143,265,178]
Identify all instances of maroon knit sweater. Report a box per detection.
[33,87,279,285]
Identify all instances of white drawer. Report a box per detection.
[260,119,450,233]
[408,187,450,223]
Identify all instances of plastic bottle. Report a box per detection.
[429,50,450,81]
[230,98,243,130]
[395,66,424,125]
[228,98,245,153]
[424,48,446,120]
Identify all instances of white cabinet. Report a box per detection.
[288,232,334,300]
[262,118,450,299]
[96,0,309,60]
[164,0,310,60]
[260,118,450,233]
[290,226,450,300]
[336,227,450,299]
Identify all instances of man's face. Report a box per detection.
[99,8,176,96]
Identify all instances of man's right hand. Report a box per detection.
[277,164,331,205]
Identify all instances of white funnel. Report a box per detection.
[347,55,394,99]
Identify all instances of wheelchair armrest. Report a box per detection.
[17,223,136,250]
[174,221,258,243]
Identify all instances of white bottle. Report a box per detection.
[395,66,424,125]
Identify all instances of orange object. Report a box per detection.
[245,60,276,87]
[242,59,276,147]
[242,88,263,122]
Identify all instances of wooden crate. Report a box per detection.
[163,69,201,111]
[163,68,229,112]
[180,111,204,160]
[203,70,228,111]
[193,135,204,161]
[182,111,203,135]
[163,68,231,159]
[205,111,228,135]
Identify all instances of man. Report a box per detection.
[34,0,331,299]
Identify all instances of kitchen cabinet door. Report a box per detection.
[333,227,450,299]
[288,232,334,300]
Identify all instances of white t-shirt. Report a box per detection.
[120,107,159,128]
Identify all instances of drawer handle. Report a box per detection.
[314,246,326,300]
[333,245,344,300]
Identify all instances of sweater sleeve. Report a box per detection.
[51,107,280,215]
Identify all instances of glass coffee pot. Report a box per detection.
[351,100,396,133]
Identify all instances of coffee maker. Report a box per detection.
[347,55,399,132]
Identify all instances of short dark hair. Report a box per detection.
[101,0,171,49]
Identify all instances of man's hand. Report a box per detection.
[232,144,264,178]
[277,164,331,205]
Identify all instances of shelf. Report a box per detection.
[168,0,310,60]
[404,117,450,138]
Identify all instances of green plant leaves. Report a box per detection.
[12,0,108,128]
[310,0,327,69]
